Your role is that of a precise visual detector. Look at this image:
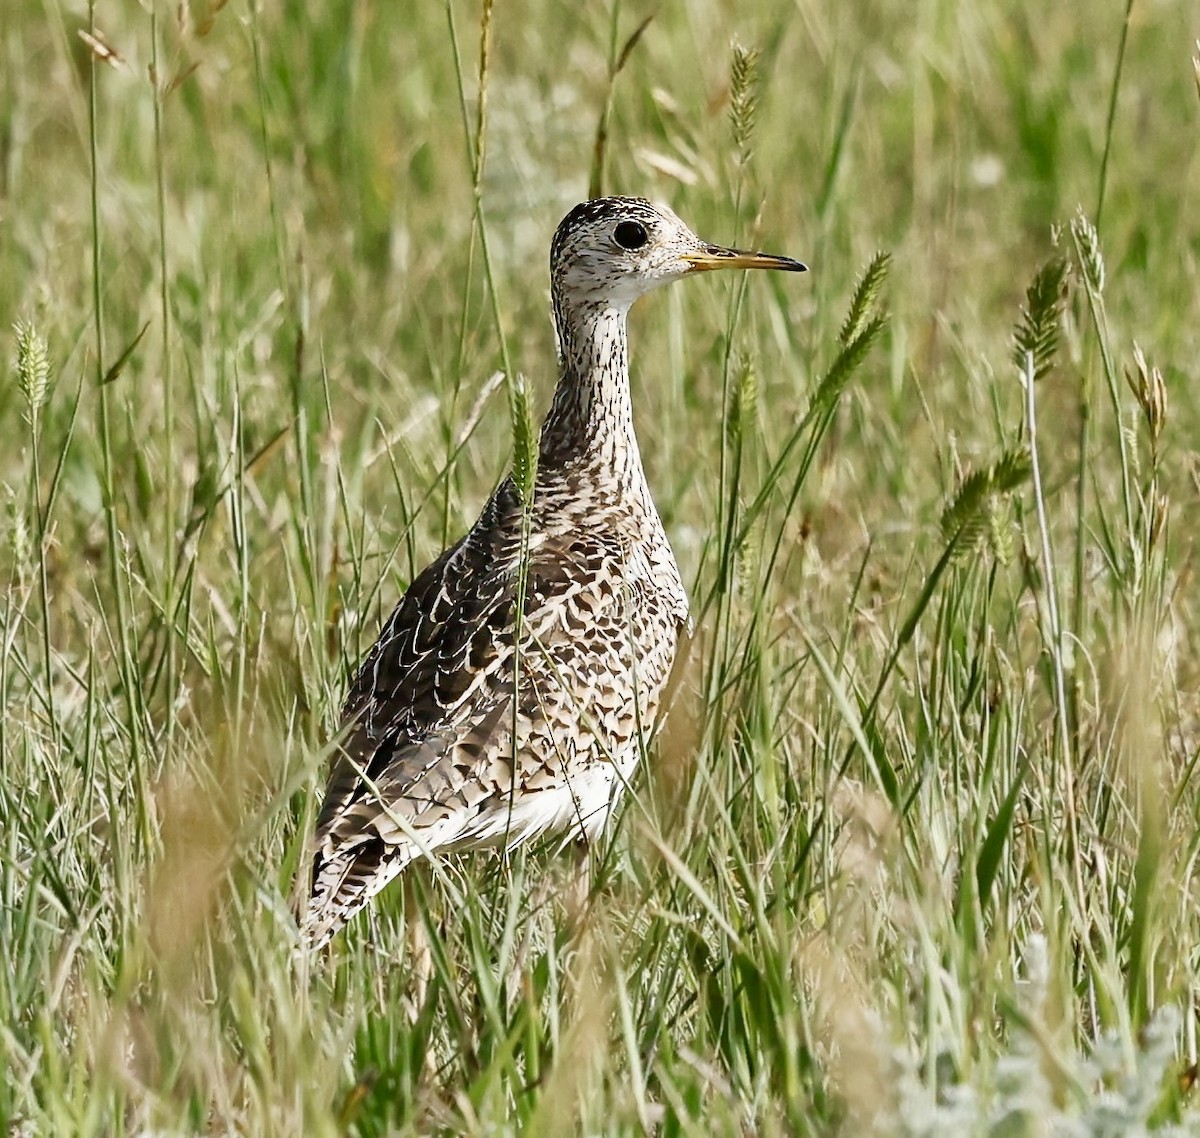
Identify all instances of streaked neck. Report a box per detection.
[539,295,642,479]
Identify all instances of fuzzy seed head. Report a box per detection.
[13,320,50,416]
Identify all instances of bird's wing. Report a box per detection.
[303,481,585,947]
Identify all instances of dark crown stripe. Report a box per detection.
[550,196,657,269]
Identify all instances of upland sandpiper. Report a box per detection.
[302,197,805,950]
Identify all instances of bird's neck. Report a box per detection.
[538,296,645,481]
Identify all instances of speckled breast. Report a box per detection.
[506,488,687,799]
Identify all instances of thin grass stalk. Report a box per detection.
[446,0,534,900]
[319,356,363,665]
[589,10,655,202]
[150,1,177,749]
[706,43,759,745]
[248,3,288,304]
[1094,0,1135,230]
[1022,350,1086,914]
[231,364,249,747]
[589,0,623,200]
[248,0,319,629]
[445,0,483,550]
[445,0,516,405]
[1070,353,1090,770]
[16,324,58,748]
[1071,216,1136,572]
[87,2,149,871]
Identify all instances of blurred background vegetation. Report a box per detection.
[2,0,1199,1134]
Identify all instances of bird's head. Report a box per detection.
[550,196,806,312]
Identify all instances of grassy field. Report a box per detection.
[3,0,1200,1133]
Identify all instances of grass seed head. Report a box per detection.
[13,319,51,417]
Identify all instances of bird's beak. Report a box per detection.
[683,243,808,274]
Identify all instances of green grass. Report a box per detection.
[2,0,1199,1134]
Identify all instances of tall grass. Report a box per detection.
[1,1,1198,1134]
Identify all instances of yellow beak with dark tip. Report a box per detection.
[683,244,808,274]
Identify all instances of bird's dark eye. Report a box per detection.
[613,220,649,250]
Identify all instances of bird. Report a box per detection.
[301,196,806,950]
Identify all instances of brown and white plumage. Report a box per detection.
[302,197,805,950]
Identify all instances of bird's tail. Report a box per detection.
[299,838,414,951]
